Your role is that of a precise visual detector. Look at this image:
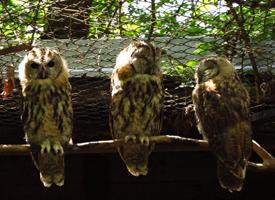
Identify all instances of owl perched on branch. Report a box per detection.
[192,56,252,192]
[110,40,163,176]
[19,47,73,187]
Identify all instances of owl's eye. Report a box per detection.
[47,61,55,67]
[30,62,39,69]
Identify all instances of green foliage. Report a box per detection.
[194,42,216,56]
[162,59,197,84]
[0,0,274,83]
[0,0,45,45]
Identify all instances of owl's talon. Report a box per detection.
[125,135,137,143]
[53,142,64,155]
[139,136,150,146]
[41,139,51,154]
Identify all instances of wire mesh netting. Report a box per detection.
[0,0,274,83]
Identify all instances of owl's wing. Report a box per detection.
[21,96,28,126]
[194,79,252,192]
[194,77,251,160]
[109,105,115,139]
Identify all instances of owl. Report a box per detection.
[110,40,163,176]
[260,79,275,104]
[19,47,73,187]
[192,56,252,192]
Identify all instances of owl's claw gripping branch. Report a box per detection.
[124,135,150,146]
[40,139,51,154]
[139,135,150,146]
[53,142,64,155]
[125,135,137,143]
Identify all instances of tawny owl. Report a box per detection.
[19,47,73,187]
[192,56,252,192]
[110,40,163,176]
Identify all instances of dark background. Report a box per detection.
[0,150,274,200]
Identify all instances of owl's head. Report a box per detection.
[130,40,161,75]
[115,40,161,77]
[195,56,234,83]
[19,47,69,84]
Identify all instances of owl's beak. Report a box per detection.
[38,67,47,79]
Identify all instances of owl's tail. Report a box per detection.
[30,145,65,188]
[217,160,247,192]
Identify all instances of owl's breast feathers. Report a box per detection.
[193,73,250,132]
[192,72,252,157]
[110,74,163,138]
[22,80,72,144]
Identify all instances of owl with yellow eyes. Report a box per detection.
[19,47,73,187]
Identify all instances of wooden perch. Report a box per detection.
[0,135,274,172]
[248,140,275,171]
[0,43,32,56]
[0,135,207,155]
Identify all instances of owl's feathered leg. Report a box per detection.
[139,135,150,146]
[125,135,137,143]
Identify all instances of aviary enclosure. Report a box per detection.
[0,0,274,199]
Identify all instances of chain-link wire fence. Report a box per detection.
[0,0,274,84]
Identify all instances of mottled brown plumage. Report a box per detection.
[260,79,275,104]
[19,47,73,187]
[192,56,252,192]
[110,40,163,176]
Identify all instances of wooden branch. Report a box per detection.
[68,135,209,154]
[0,43,32,56]
[148,0,156,41]
[0,135,208,155]
[103,1,124,35]
[1,135,275,172]
[248,140,275,171]
[29,0,42,45]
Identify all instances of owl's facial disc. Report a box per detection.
[130,42,160,75]
[29,59,60,80]
[40,60,55,79]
